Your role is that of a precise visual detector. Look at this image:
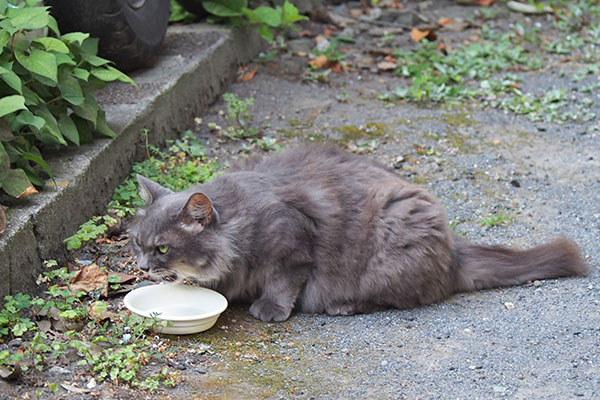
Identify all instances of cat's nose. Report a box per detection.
[138,263,150,272]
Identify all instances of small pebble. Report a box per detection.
[504,302,515,310]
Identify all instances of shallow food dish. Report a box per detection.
[123,284,228,335]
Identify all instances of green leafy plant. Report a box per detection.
[64,215,118,251]
[0,293,37,337]
[391,33,541,103]
[0,265,178,390]
[221,92,257,138]
[0,1,133,198]
[202,0,307,42]
[169,0,196,23]
[479,210,514,229]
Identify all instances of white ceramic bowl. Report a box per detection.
[123,284,228,335]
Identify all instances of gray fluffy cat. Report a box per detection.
[130,145,588,322]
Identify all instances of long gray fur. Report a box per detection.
[129,145,588,322]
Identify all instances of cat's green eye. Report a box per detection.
[158,245,169,254]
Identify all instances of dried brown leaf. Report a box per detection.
[60,383,91,394]
[70,264,108,297]
[376,61,397,71]
[330,61,342,73]
[309,55,330,69]
[237,66,258,82]
[411,27,430,42]
[17,186,38,199]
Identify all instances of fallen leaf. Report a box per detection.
[309,54,330,69]
[376,61,397,71]
[0,363,21,380]
[298,29,314,37]
[70,264,109,297]
[383,55,396,63]
[476,0,496,5]
[36,320,52,333]
[60,383,91,394]
[237,66,258,82]
[109,271,138,284]
[323,26,334,38]
[506,0,551,13]
[411,27,435,42]
[368,49,394,57]
[438,17,452,25]
[330,61,342,73]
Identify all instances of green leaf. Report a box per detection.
[91,66,135,85]
[72,115,92,144]
[31,104,66,145]
[57,113,79,145]
[80,53,111,67]
[15,110,45,130]
[0,30,10,49]
[95,109,114,138]
[72,93,98,127]
[19,148,53,179]
[5,6,50,31]
[202,0,247,17]
[33,37,69,54]
[47,14,60,36]
[0,95,27,118]
[21,86,41,106]
[14,48,58,84]
[72,68,90,81]
[0,65,23,94]
[0,167,33,198]
[57,70,84,105]
[257,24,274,42]
[60,32,89,46]
[252,6,281,27]
[281,0,306,24]
[54,53,76,67]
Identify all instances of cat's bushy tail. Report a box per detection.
[452,236,588,292]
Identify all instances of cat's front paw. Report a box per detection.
[249,299,291,322]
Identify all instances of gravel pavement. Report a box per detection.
[172,2,600,398]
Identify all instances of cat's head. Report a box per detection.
[129,175,234,285]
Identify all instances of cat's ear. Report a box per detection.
[137,175,171,206]
[179,193,215,229]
